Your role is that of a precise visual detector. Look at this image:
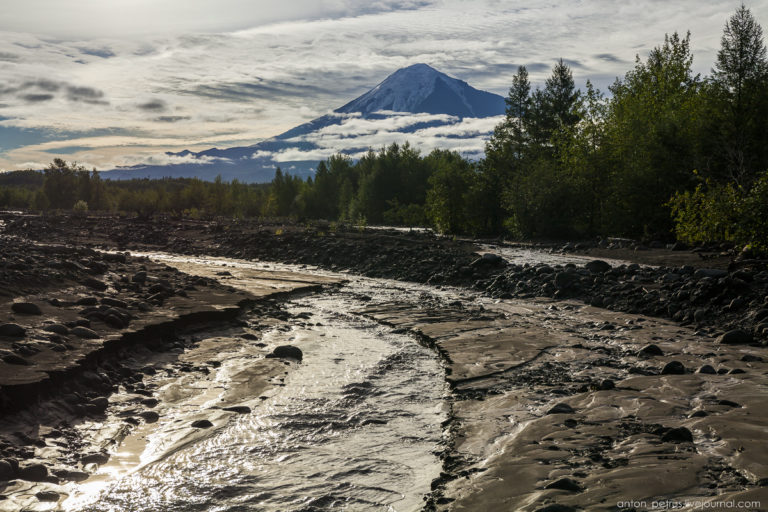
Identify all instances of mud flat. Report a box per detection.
[359,299,768,511]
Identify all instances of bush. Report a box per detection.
[73,200,89,216]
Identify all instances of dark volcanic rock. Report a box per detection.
[139,411,159,423]
[637,344,664,357]
[70,326,99,339]
[544,477,583,492]
[586,260,611,274]
[0,460,15,481]
[547,403,575,415]
[1,352,30,365]
[35,491,59,502]
[717,329,753,345]
[267,345,303,361]
[191,419,214,428]
[82,277,108,291]
[18,463,48,482]
[697,365,717,374]
[661,427,693,443]
[661,361,686,375]
[81,453,110,465]
[0,323,26,337]
[223,406,251,414]
[11,302,42,315]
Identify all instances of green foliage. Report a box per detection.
[73,200,89,216]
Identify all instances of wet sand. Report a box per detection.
[359,299,768,511]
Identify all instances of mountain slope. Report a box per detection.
[103,64,505,183]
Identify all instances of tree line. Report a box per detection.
[1,6,766,248]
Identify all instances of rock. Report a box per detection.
[662,273,681,283]
[480,253,505,265]
[223,406,251,414]
[191,419,214,428]
[697,365,717,374]
[637,344,663,357]
[694,268,728,279]
[661,361,686,375]
[0,323,26,337]
[11,302,42,315]
[18,463,48,482]
[741,354,763,362]
[689,410,708,418]
[82,277,108,291]
[661,427,693,443]
[140,398,159,408]
[60,470,89,482]
[554,272,580,290]
[1,352,30,365]
[35,491,59,502]
[585,260,611,274]
[267,345,303,361]
[43,324,69,335]
[89,397,109,413]
[693,309,708,323]
[544,477,583,492]
[101,297,128,308]
[717,329,753,345]
[76,297,99,306]
[547,403,575,415]
[598,379,615,390]
[71,326,99,339]
[81,453,109,465]
[139,411,159,423]
[0,460,15,481]
[718,399,741,408]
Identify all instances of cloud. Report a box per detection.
[1,0,766,171]
[20,93,54,103]
[138,99,167,111]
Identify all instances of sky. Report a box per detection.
[1,0,766,172]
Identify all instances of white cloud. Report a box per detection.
[1,0,766,170]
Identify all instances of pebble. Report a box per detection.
[266,345,303,361]
[35,491,59,502]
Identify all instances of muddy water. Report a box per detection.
[65,256,448,512]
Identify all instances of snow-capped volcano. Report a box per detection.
[336,63,504,118]
[103,64,505,182]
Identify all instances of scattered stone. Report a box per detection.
[637,344,663,357]
[43,324,69,335]
[101,297,128,308]
[741,354,763,362]
[191,419,214,428]
[0,323,26,337]
[718,399,741,408]
[140,398,159,408]
[131,271,147,283]
[689,410,708,418]
[694,268,728,279]
[18,463,48,482]
[544,477,583,492]
[71,326,99,339]
[267,345,303,361]
[661,361,686,375]
[0,460,15,481]
[82,277,108,291]
[585,260,611,274]
[697,365,717,374]
[223,406,251,414]
[717,329,753,345]
[139,411,159,423]
[1,352,30,365]
[661,427,693,443]
[81,453,110,465]
[60,470,89,482]
[11,302,42,315]
[89,397,109,413]
[547,403,575,415]
[598,379,615,390]
[35,491,59,502]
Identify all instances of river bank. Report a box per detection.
[2,211,768,511]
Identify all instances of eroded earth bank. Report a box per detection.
[1,212,767,512]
